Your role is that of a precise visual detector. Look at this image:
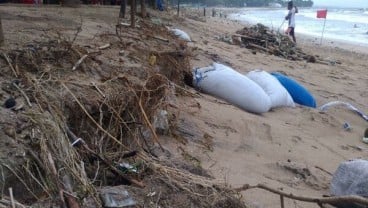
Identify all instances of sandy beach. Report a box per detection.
[0,4,366,207]
[171,8,368,208]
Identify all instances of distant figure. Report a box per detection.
[157,0,163,11]
[353,24,358,28]
[285,1,298,43]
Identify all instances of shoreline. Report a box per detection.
[217,7,368,52]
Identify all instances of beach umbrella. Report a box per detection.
[316,9,328,45]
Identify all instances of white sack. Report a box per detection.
[193,63,271,114]
[170,28,191,41]
[246,70,295,108]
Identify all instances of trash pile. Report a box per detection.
[0,15,244,208]
[232,23,338,64]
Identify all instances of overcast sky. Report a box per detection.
[313,0,368,8]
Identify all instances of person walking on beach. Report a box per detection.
[285,1,298,43]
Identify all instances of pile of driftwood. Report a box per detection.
[232,24,340,65]
[0,13,248,207]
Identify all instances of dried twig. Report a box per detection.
[149,35,169,43]
[91,82,105,98]
[0,198,28,208]
[47,153,67,208]
[235,184,368,207]
[62,83,127,149]
[72,54,88,71]
[1,163,39,200]
[12,83,32,107]
[66,127,145,188]
[1,52,18,77]
[9,188,15,208]
[138,94,164,151]
[98,43,110,50]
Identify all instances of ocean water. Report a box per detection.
[228,8,368,46]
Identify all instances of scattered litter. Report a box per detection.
[363,128,368,144]
[4,97,16,109]
[149,54,157,66]
[117,162,138,173]
[151,18,162,25]
[153,110,169,135]
[362,137,368,144]
[319,101,368,122]
[216,35,233,44]
[331,159,368,199]
[98,43,111,50]
[169,28,191,42]
[342,122,351,131]
[147,191,156,197]
[100,186,136,208]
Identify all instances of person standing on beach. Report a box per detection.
[285,1,298,43]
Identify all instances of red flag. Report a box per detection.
[317,9,327,18]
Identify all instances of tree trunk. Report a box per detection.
[177,0,180,16]
[140,0,146,18]
[131,0,136,27]
[0,16,4,46]
[119,0,126,18]
[61,0,80,7]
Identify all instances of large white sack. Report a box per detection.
[170,28,191,42]
[246,70,295,108]
[193,63,271,114]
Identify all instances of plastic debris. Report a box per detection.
[149,54,157,66]
[342,122,351,131]
[4,97,16,109]
[362,128,368,144]
[331,159,368,197]
[153,110,169,135]
[169,28,191,42]
[100,186,136,208]
[118,162,138,173]
[320,101,368,122]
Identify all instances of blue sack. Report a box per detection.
[271,72,316,108]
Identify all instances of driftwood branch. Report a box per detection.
[2,52,18,77]
[149,35,169,43]
[236,184,368,207]
[12,82,32,107]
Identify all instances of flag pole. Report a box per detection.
[320,17,326,45]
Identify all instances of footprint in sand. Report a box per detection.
[291,135,302,144]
